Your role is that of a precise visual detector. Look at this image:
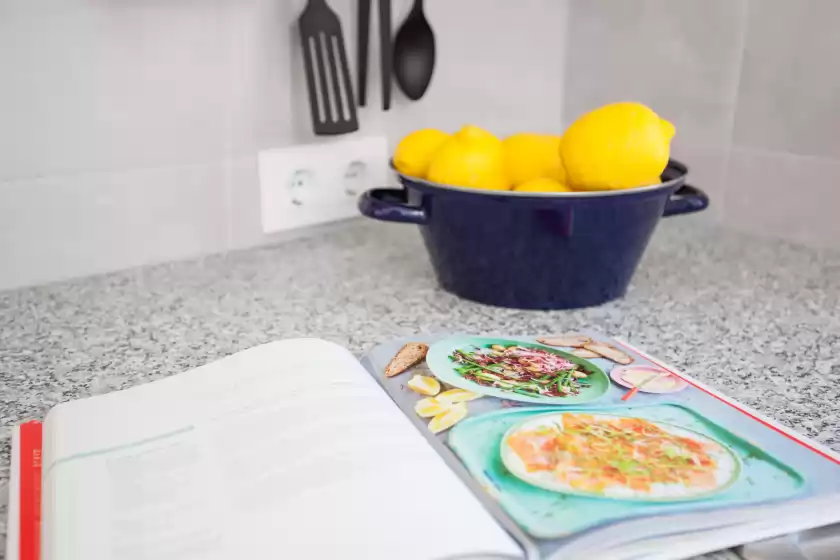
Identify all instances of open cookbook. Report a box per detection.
[7,332,840,560]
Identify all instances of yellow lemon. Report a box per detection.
[560,102,675,191]
[407,374,441,396]
[503,133,566,186]
[427,125,510,190]
[414,397,449,418]
[514,178,572,193]
[437,389,482,404]
[428,402,468,434]
[393,128,450,178]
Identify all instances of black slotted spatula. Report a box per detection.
[299,0,358,135]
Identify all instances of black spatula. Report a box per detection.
[299,0,358,135]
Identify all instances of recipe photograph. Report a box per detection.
[361,332,840,556]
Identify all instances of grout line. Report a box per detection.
[557,0,573,130]
[0,158,230,191]
[223,158,234,251]
[728,145,840,165]
[717,0,752,221]
[221,0,236,251]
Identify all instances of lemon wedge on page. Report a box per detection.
[414,397,449,418]
[408,374,441,396]
[428,402,468,434]
[437,388,481,405]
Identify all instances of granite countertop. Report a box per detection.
[1,215,839,553]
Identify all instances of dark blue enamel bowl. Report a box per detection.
[358,160,708,309]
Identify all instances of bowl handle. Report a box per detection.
[358,188,428,224]
[663,184,709,217]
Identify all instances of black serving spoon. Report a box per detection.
[393,0,435,101]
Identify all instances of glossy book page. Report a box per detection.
[361,331,840,560]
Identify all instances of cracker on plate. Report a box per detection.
[570,348,601,359]
[537,333,592,348]
[583,342,634,365]
[385,342,429,378]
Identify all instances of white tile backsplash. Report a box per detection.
[223,0,299,155]
[562,0,748,149]
[0,163,227,291]
[3,0,840,290]
[387,0,568,139]
[0,1,230,182]
[733,0,840,159]
[670,143,730,219]
[0,0,572,289]
[224,154,263,250]
[724,149,840,248]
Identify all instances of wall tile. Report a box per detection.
[563,0,747,150]
[223,0,299,155]
[386,0,568,140]
[0,163,228,291]
[0,0,571,288]
[0,0,229,181]
[724,149,840,247]
[733,0,840,158]
[225,154,271,250]
[670,144,729,219]
[222,0,399,148]
[280,0,569,144]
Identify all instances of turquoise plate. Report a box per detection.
[448,404,806,539]
[500,411,742,502]
[426,336,609,405]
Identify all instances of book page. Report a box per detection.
[40,339,521,560]
[361,333,840,559]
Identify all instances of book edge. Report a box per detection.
[613,337,840,463]
[7,424,21,560]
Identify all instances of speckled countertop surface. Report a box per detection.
[1,215,839,555]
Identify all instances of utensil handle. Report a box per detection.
[379,0,392,110]
[663,184,709,217]
[357,0,371,106]
[358,188,427,224]
[621,387,640,401]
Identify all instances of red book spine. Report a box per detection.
[19,420,42,560]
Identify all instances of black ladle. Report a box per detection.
[393,0,436,101]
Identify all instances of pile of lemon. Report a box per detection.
[393,102,675,193]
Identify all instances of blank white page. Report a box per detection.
[41,339,521,560]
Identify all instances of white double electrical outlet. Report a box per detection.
[258,136,389,234]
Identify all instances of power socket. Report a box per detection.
[258,136,389,233]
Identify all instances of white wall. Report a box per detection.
[562,0,840,248]
[0,0,569,290]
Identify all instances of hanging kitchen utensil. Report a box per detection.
[393,0,435,100]
[298,0,358,135]
[379,0,392,110]
[357,0,371,106]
